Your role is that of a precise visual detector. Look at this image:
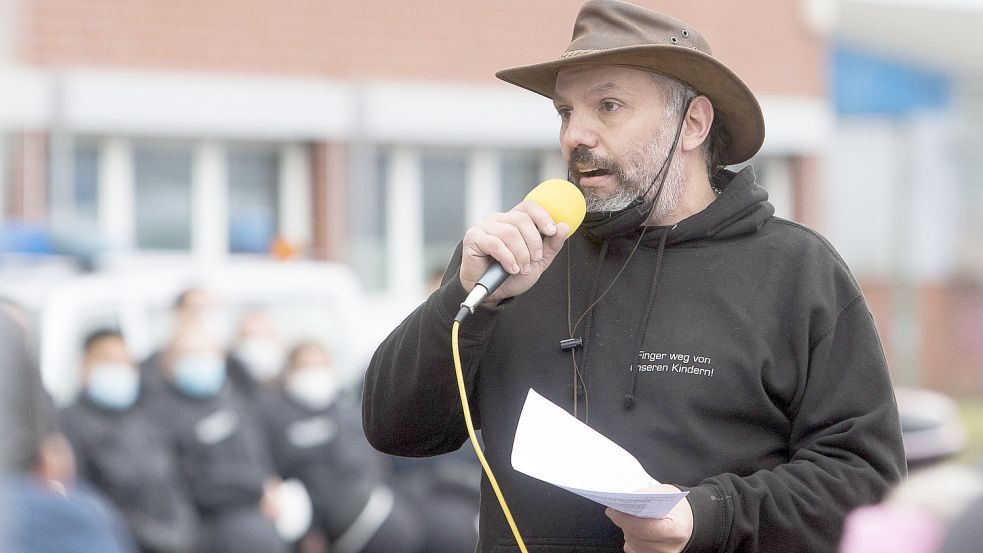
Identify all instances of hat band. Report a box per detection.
[559,49,603,59]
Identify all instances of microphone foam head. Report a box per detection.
[524,179,587,235]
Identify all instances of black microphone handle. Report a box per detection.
[476,262,510,297]
[456,262,512,322]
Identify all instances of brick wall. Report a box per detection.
[18,0,824,96]
[5,132,48,222]
[862,279,983,397]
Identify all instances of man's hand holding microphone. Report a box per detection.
[456,179,587,318]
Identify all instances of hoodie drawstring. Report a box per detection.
[565,224,652,420]
[624,226,671,410]
[566,239,609,421]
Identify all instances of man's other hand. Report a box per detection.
[606,484,694,553]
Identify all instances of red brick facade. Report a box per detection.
[18,0,823,96]
[862,280,983,395]
[5,132,48,222]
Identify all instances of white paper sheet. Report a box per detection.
[510,389,688,519]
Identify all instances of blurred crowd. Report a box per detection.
[8,284,983,552]
[0,288,480,553]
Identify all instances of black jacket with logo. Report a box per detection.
[363,167,906,553]
[144,384,274,517]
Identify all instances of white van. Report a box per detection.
[1,258,377,407]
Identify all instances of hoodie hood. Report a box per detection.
[582,166,773,246]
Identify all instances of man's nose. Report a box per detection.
[560,114,599,152]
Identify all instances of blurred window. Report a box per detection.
[74,140,100,230]
[349,147,388,291]
[134,143,192,250]
[500,150,541,209]
[422,149,467,279]
[1,133,10,221]
[228,144,280,254]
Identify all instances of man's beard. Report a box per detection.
[569,124,685,223]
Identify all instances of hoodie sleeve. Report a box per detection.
[682,296,906,553]
[362,245,508,457]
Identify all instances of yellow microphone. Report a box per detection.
[524,178,588,234]
[457,179,586,321]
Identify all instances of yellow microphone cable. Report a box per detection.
[448,178,585,553]
[451,318,528,553]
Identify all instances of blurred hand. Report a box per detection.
[259,476,282,521]
[606,485,694,553]
[459,200,570,304]
[35,433,77,494]
[299,528,330,553]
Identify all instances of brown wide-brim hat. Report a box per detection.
[496,0,765,165]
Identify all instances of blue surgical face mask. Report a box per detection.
[86,363,140,410]
[173,355,226,398]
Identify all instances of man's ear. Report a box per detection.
[681,95,713,154]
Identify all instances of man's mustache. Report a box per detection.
[568,148,621,177]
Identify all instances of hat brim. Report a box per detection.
[495,45,765,165]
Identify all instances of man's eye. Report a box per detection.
[600,100,621,112]
[556,108,572,121]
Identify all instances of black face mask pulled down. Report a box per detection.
[580,197,651,241]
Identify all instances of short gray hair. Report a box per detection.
[648,72,726,175]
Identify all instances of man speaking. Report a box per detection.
[362,1,905,551]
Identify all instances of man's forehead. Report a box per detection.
[553,65,657,100]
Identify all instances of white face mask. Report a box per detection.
[234,337,285,383]
[86,363,140,410]
[285,365,339,410]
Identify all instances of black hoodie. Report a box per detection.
[363,167,906,553]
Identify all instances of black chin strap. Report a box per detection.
[632,96,693,224]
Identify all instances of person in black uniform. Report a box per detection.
[260,341,427,553]
[226,309,288,404]
[144,321,287,553]
[140,286,232,397]
[60,329,198,553]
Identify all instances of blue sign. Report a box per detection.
[833,44,952,117]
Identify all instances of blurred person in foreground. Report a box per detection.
[362,1,905,552]
[839,463,983,553]
[60,329,198,553]
[938,491,983,553]
[1,308,134,553]
[260,341,427,553]
[143,321,287,553]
